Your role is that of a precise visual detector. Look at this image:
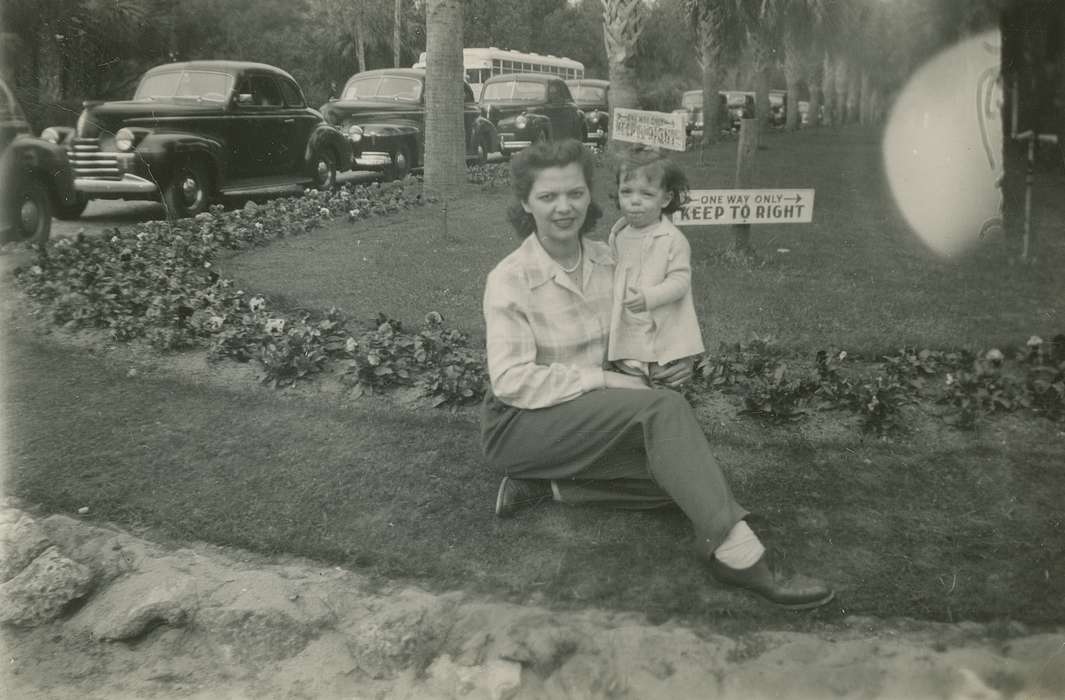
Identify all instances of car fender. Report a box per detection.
[523,112,552,135]
[135,132,225,184]
[472,116,498,145]
[42,126,76,146]
[305,125,353,169]
[4,137,78,207]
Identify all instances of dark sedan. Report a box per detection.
[565,78,610,146]
[480,74,585,157]
[41,61,351,219]
[320,68,499,180]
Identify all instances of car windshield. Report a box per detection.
[482,81,545,102]
[726,93,751,107]
[134,70,233,102]
[341,76,421,101]
[571,86,607,102]
[682,92,702,109]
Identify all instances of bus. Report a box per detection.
[413,47,584,99]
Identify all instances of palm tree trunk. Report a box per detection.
[393,0,402,67]
[834,55,848,125]
[846,65,861,125]
[602,0,644,113]
[783,29,803,131]
[820,51,835,127]
[423,0,466,197]
[694,6,724,144]
[37,23,64,104]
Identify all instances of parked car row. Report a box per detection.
[675,89,789,136]
[20,60,612,233]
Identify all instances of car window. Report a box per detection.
[134,70,233,102]
[682,92,702,109]
[481,82,514,101]
[376,76,421,101]
[342,77,380,100]
[249,76,283,107]
[278,78,305,107]
[514,82,545,101]
[572,86,607,102]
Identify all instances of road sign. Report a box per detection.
[612,108,687,151]
[673,188,815,226]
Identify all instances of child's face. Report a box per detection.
[618,167,672,229]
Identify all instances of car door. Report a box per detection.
[247,75,289,176]
[228,75,284,178]
[277,76,316,177]
[462,82,480,155]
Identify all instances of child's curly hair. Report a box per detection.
[612,144,689,215]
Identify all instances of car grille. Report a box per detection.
[69,138,121,180]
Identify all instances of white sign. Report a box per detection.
[611,108,687,151]
[673,189,815,226]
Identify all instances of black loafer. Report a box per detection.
[709,555,835,610]
[494,476,553,518]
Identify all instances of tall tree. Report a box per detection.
[423,0,466,196]
[732,0,783,136]
[394,0,403,67]
[601,0,645,113]
[685,0,741,144]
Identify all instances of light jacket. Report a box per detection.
[607,216,705,365]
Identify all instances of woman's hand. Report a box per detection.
[603,371,652,390]
[650,357,694,388]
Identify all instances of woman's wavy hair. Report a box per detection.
[506,138,603,238]
[612,144,689,215]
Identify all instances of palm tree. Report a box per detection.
[779,0,830,131]
[731,0,784,137]
[601,0,645,113]
[394,0,403,67]
[422,0,466,197]
[684,0,741,144]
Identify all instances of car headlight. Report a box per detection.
[41,127,61,144]
[515,114,527,130]
[115,128,135,152]
[347,125,363,143]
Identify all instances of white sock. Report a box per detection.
[713,520,766,570]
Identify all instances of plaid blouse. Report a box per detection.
[484,234,615,409]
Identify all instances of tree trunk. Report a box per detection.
[695,7,724,145]
[846,67,861,125]
[859,70,871,125]
[355,24,367,73]
[423,0,466,198]
[394,0,402,67]
[834,55,848,125]
[37,22,64,104]
[820,51,835,127]
[602,0,644,114]
[783,29,803,131]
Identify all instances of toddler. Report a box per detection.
[607,146,704,383]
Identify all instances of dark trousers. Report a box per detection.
[481,387,748,554]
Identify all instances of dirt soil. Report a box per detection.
[3,248,1065,699]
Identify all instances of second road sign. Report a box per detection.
[673,189,815,226]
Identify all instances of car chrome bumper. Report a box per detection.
[355,151,392,168]
[500,138,531,151]
[74,174,158,195]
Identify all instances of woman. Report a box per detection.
[481,139,832,610]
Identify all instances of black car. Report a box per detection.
[40,61,351,219]
[565,78,610,146]
[480,74,585,157]
[1,78,79,246]
[320,68,498,180]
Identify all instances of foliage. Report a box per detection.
[466,163,511,189]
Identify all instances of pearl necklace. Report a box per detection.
[558,244,582,273]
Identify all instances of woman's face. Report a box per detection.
[521,163,590,247]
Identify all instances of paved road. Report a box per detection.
[50,170,384,239]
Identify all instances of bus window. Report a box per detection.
[503,60,513,72]
[492,59,501,74]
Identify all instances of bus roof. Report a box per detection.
[414,47,583,70]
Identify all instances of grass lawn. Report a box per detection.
[224,128,1065,356]
[8,126,1065,629]
[6,334,1064,628]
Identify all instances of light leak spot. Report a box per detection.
[882,29,1002,257]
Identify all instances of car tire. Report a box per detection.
[163,159,211,220]
[7,176,52,247]
[54,192,89,221]
[312,148,338,191]
[386,143,412,181]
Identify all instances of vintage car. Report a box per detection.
[565,78,610,146]
[40,61,351,219]
[1,78,79,246]
[479,73,585,157]
[320,68,498,180]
